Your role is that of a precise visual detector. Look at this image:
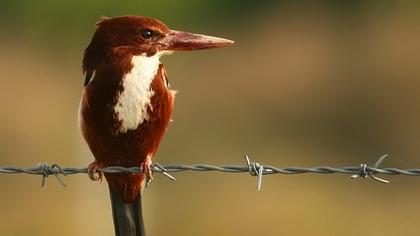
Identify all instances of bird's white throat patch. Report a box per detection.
[114,53,163,133]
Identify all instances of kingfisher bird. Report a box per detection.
[79,15,233,236]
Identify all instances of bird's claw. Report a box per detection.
[142,155,153,186]
[88,162,103,182]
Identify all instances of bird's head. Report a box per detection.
[83,16,234,82]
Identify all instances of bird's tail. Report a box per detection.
[109,187,145,236]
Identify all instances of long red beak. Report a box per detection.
[162,30,234,51]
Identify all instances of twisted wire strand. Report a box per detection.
[0,154,418,188]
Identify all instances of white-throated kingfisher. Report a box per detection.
[79,15,233,236]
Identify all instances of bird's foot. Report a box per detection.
[88,161,103,182]
[141,155,153,186]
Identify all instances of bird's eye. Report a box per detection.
[141,29,154,39]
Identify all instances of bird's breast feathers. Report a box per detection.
[114,54,158,133]
[112,53,175,133]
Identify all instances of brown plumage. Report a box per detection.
[79,15,233,236]
[80,64,174,201]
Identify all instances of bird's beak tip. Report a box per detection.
[223,39,235,46]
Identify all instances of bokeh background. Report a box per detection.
[1,1,420,235]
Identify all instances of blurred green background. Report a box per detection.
[1,0,420,235]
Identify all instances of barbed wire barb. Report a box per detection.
[245,155,264,191]
[153,163,176,180]
[38,163,67,187]
[350,154,389,184]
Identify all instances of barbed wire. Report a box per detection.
[1,154,420,190]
